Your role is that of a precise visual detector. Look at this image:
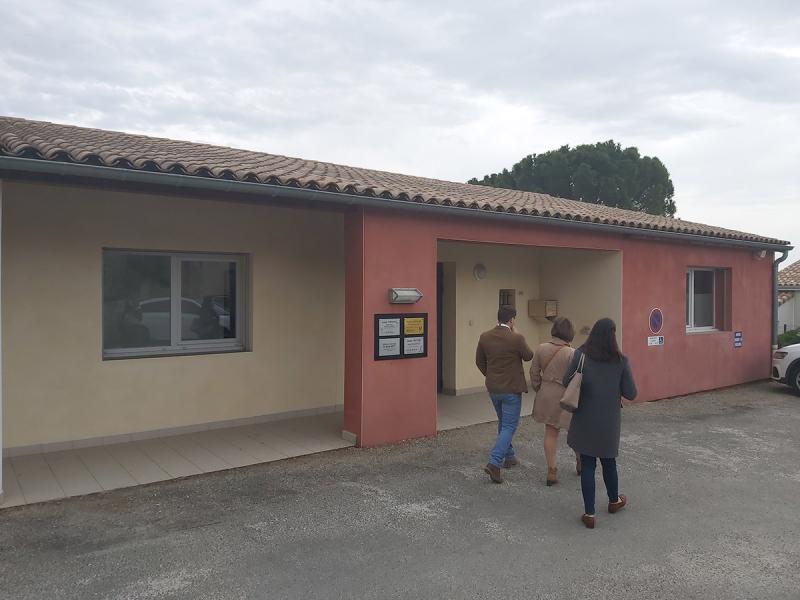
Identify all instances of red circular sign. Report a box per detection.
[649,308,664,334]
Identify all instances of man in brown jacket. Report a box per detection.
[476,305,534,483]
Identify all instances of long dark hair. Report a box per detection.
[582,318,623,363]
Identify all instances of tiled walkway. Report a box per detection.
[437,391,534,431]
[2,395,526,509]
[1,411,352,508]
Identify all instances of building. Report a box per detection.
[778,260,800,333]
[0,117,792,504]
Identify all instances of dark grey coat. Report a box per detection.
[564,350,637,458]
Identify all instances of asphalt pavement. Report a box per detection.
[1,381,798,599]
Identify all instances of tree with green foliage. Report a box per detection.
[778,328,800,348]
[468,141,676,217]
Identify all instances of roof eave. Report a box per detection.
[0,155,792,252]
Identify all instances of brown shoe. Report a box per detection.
[581,514,596,529]
[546,467,558,486]
[608,494,627,514]
[484,463,504,483]
[503,457,519,468]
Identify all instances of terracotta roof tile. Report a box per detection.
[779,259,800,287]
[779,291,794,305]
[0,116,790,246]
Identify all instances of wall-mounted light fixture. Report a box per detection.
[473,263,487,280]
[389,288,423,304]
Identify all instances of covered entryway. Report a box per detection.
[437,390,534,430]
[435,240,622,430]
[0,179,350,508]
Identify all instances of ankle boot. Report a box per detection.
[546,467,558,486]
[483,463,504,484]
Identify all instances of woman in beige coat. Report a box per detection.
[530,317,580,486]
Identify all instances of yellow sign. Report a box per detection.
[404,317,425,335]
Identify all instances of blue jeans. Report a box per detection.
[488,393,522,467]
[580,455,619,515]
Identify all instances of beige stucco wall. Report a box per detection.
[538,248,623,348]
[2,181,344,448]
[437,242,542,393]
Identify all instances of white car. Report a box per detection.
[138,297,231,342]
[772,343,800,395]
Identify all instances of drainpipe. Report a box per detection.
[774,250,790,350]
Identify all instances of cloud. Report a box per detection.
[0,0,797,259]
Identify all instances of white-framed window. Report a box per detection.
[102,249,248,358]
[685,268,717,332]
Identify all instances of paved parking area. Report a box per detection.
[1,381,798,599]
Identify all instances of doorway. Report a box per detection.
[435,240,621,412]
[436,261,457,395]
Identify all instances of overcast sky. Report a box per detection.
[1,0,797,262]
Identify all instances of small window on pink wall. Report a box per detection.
[686,268,731,332]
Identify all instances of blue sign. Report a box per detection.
[734,331,743,348]
[649,308,664,335]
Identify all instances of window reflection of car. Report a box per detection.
[138,297,231,341]
[210,295,232,314]
[210,296,231,330]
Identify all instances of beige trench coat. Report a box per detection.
[530,338,575,430]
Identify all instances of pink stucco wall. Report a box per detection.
[344,206,773,447]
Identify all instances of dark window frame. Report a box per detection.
[499,288,516,309]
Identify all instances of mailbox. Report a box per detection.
[528,299,558,319]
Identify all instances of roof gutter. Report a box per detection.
[0,155,793,253]
[774,249,791,348]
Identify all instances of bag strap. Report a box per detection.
[576,351,586,374]
[540,344,568,376]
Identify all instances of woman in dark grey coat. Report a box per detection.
[563,318,637,529]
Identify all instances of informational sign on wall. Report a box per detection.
[374,313,428,361]
[378,318,401,337]
[403,317,425,335]
[648,335,665,346]
[734,331,743,348]
[377,337,401,357]
[403,336,425,355]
